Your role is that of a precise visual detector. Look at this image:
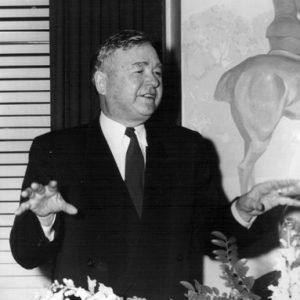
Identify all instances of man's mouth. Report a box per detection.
[140,93,156,100]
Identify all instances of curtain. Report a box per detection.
[50,0,167,130]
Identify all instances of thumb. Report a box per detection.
[238,195,264,212]
[14,201,31,216]
[60,201,78,215]
[253,201,265,212]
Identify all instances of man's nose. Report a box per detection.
[145,71,160,87]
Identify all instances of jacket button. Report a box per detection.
[37,239,44,247]
[176,254,184,261]
[87,258,95,267]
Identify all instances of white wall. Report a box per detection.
[0,1,51,299]
[181,0,275,291]
[181,0,274,199]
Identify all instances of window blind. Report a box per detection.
[0,1,50,299]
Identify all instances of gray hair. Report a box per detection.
[92,30,153,78]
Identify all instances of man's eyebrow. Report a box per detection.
[131,61,163,68]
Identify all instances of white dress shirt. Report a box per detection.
[100,112,147,180]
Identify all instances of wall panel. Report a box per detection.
[0,1,51,299]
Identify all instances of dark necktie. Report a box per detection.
[125,127,144,218]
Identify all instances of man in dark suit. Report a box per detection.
[9,30,300,299]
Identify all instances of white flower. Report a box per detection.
[98,283,114,296]
[88,291,107,300]
[48,290,65,300]
[269,239,300,299]
[88,276,97,294]
[34,278,128,300]
[74,287,92,299]
[62,278,75,288]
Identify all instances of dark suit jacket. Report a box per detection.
[10,118,247,299]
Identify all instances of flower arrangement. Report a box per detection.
[34,276,146,300]
[35,230,300,300]
[268,223,300,299]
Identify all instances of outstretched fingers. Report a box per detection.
[61,200,78,215]
[15,201,32,216]
[47,180,58,194]
[16,180,78,217]
[256,179,300,196]
[21,187,34,199]
[273,195,300,207]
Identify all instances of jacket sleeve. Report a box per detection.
[191,136,281,259]
[9,137,63,269]
[191,136,249,257]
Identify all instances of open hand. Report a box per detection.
[15,180,78,218]
[236,179,300,222]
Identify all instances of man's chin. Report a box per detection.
[137,106,157,118]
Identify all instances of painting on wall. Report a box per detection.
[182,0,300,199]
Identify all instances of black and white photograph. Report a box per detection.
[2,1,300,299]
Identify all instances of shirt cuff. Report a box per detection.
[37,214,56,241]
[231,200,256,229]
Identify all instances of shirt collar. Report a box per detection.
[100,112,148,147]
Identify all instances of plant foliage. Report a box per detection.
[181,231,261,300]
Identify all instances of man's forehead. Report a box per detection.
[284,213,300,222]
[114,44,161,64]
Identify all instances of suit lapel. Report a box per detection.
[83,119,140,228]
[142,125,171,221]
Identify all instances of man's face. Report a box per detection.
[95,43,163,126]
[279,210,300,249]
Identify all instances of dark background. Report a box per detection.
[50,0,181,130]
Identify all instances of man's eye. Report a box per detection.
[155,71,162,76]
[283,219,295,229]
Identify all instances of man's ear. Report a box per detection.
[94,71,107,95]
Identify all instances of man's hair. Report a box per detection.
[92,29,153,77]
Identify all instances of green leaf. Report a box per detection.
[194,279,202,293]
[243,276,255,289]
[191,293,199,300]
[240,290,261,300]
[211,239,227,248]
[233,260,249,278]
[180,281,195,292]
[228,244,238,251]
[202,285,213,294]
[212,287,219,295]
[213,249,227,257]
[232,278,244,292]
[228,236,236,244]
[228,256,239,265]
[214,256,228,263]
[211,231,227,241]
[227,246,238,265]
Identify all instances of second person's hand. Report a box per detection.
[236,179,300,222]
